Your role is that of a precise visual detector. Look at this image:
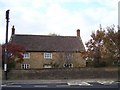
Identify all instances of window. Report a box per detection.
[44,53,52,59]
[43,64,52,68]
[21,64,30,69]
[23,53,30,59]
[64,53,73,60]
[64,63,73,68]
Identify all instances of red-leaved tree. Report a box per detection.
[2,43,25,69]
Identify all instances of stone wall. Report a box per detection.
[6,67,118,80]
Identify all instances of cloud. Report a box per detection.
[0,0,118,45]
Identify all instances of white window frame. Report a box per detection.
[23,53,30,59]
[63,63,73,68]
[21,64,30,69]
[43,64,52,68]
[44,53,52,59]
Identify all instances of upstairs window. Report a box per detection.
[64,53,73,60]
[44,53,52,59]
[23,53,30,59]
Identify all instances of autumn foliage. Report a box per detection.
[2,43,25,69]
[85,25,119,67]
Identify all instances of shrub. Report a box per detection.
[99,61,107,67]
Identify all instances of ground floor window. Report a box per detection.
[43,64,52,68]
[21,64,30,69]
[64,63,73,68]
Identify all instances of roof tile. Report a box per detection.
[11,34,85,52]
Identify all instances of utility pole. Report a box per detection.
[4,10,10,80]
[118,28,120,59]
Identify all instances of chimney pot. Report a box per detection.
[12,25,15,35]
[77,29,80,37]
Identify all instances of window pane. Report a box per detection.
[64,63,73,68]
[23,53,30,58]
[64,53,72,60]
[43,64,52,68]
[44,53,52,59]
[21,64,30,69]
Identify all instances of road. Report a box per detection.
[1,81,120,90]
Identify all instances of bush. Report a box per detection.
[99,61,107,67]
[86,59,94,67]
[93,61,107,67]
[8,61,16,71]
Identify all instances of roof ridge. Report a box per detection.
[13,34,77,38]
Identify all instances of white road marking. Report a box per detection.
[97,81,114,85]
[68,82,92,86]
[1,85,7,87]
[34,85,48,87]
[79,82,91,86]
[56,85,70,87]
[67,82,79,85]
[4,85,22,87]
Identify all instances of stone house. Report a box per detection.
[10,26,86,69]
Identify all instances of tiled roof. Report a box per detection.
[10,34,85,52]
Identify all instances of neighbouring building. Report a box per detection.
[0,45,2,68]
[10,26,86,69]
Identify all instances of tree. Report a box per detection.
[85,29,105,67]
[2,43,25,69]
[51,52,73,68]
[85,25,119,67]
[49,33,60,36]
[103,26,119,65]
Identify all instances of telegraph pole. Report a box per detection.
[4,10,10,80]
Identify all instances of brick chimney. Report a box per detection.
[77,29,80,37]
[12,25,15,35]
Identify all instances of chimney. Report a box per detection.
[77,29,80,37]
[12,25,15,35]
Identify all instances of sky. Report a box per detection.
[0,0,119,46]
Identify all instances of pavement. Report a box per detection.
[2,78,119,84]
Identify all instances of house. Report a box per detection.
[10,26,86,69]
[0,45,2,68]
[0,45,2,60]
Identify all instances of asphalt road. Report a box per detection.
[1,82,120,90]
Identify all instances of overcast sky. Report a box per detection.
[0,0,119,45]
